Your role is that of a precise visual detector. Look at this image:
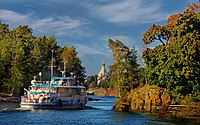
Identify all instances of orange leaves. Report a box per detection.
[165,44,171,49]
[167,14,179,24]
[167,3,200,24]
[143,24,162,44]
[168,36,175,43]
[60,47,75,62]
[143,24,170,45]
[186,3,200,14]
[142,1,200,100]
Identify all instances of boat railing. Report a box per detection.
[24,88,30,95]
[31,78,84,87]
[21,94,57,103]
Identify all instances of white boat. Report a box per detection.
[20,52,87,109]
[20,76,88,109]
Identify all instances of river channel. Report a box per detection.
[0,96,199,125]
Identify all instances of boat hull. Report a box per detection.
[20,102,85,110]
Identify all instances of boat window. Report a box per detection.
[58,88,79,94]
[67,79,73,85]
[81,88,86,93]
[80,88,86,95]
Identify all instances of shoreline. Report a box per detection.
[113,104,200,121]
[0,96,20,103]
[148,111,200,120]
[1,95,200,122]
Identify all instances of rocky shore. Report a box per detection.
[88,88,118,96]
[112,85,200,120]
[0,93,20,103]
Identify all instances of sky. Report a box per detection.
[0,0,198,76]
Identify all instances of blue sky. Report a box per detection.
[0,0,198,75]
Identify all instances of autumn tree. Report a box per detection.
[142,3,200,101]
[60,46,86,84]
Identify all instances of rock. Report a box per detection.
[113,85,171,113]
[113,85,200,119]
[167,104,200,119]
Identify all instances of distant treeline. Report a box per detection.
[0,22,86,96]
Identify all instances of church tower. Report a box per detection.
[97,63,108,85]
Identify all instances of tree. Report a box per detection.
[142,3,200,100]
[0,22,10,91]
[108,39,141,97]
[0,22,86,95]
[86,75,98,88]
[14,25,34,90]
[0,22,9,41]
[29,36,61,81]
[143,24,170,45]
[0,26,27,95]
[60,46,86,84]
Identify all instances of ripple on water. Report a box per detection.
[1,96,199,125]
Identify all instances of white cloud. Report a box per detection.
[0,9,87,37]
[0,9,31,24]
[31,16,86,37]
[74,44,110,57]
[84,0,169,24]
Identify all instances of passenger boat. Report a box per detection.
[20,53,88,109]
[20,75,88,109]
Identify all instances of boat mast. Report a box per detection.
[50,50,56,81]
[61,60,66,78]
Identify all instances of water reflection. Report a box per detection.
[0,96,199,125]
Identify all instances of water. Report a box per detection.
[0,96,199,125]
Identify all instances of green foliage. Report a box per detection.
[0,22,86,95]
[108,39,141,97]
[86,75,98,88]
[142,5,200,100]
[99,82,109,89]
[60,46,86,83]
[143,24,170,45]
[98,78,109,89]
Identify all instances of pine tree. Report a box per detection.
[108,39,141,97]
